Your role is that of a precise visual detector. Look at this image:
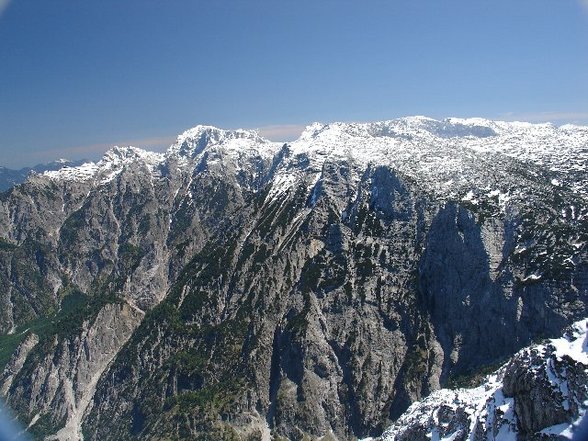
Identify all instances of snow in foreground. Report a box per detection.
[376,319,588,441]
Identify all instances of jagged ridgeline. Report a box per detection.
[0,117,586,440]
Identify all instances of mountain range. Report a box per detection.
[0,160,86,192]
[0,116,586,440]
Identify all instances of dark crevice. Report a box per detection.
[328,339,363,438]
[266,325,282,428]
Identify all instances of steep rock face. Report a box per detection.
[83,163,435,440]
[380,319,588,441]
[0,118,586,440]
[419,202,587,379]
[84,154,586,439]
[3,303,143,441]
[1,332,39,396]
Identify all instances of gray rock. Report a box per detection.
[0,118,586,440]
[381,320,588,441]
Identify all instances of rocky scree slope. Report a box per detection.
[0,117,586,440]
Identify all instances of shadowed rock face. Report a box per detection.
[0,119,587,440]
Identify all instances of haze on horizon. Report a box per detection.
[0,0,587,168]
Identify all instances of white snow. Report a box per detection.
[522,273,542,282]
[12,116,588,440]
[540,421,577,439]
[264,116,588,205]
[548,319,588,365]
[44,162,100,181]
[267,172,299,201]
[380,318,588,441]
[169,125,280,163]
[43,146,165,185]
[462,190,476,202]
[39,117,588,207]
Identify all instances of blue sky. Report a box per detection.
[0,0,587,168]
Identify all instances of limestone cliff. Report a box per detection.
[0,118,586,440]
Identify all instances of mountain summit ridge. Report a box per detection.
[38,116,588,200]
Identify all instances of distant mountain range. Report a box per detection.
[0,117,586,440]
[0,159,86,191]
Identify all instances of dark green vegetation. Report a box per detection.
[0,287,92,372]
[85,237,256,439]
[80,170,429,439]
[447,360,506,389]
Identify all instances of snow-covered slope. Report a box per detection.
[43,146,164,184]
[378,319,588,441]
[276,116,588,204]
[37,117,587,280]
[30,116,588,298]
[168,124,280,162]
[0,159,85,191]
[41,117,588,202]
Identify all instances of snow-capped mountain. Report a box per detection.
[42,117,588,199]
[0,117,586,440]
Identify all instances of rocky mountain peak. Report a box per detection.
[99,145,164,173]
[41,146,164,184]
[102,145,155,162]
[169,125,271,159]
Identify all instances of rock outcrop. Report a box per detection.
[380,319,588,441]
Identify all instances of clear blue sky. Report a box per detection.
[0,0,587,168]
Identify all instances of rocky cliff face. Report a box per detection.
[379,319,588,441]
[0,117,587,440]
